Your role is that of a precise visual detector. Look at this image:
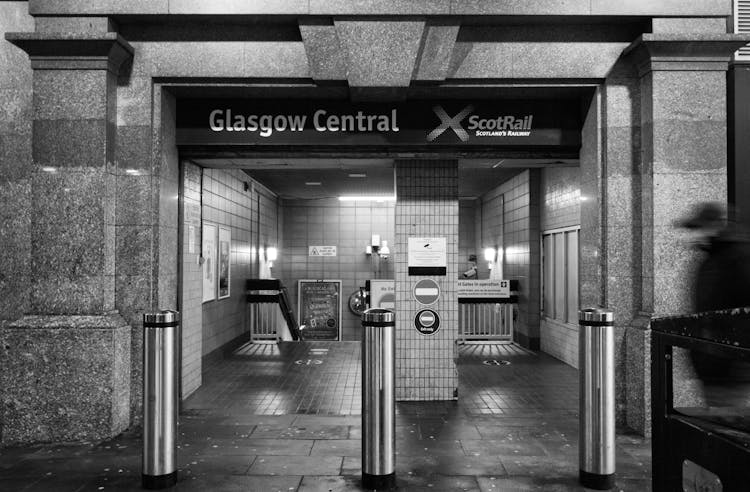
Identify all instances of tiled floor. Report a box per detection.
[0,341,652,491]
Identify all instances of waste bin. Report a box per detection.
[579,308,616,490]
[142,310,180,489]
[361,308,396,490]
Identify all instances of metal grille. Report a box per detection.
[250,302,279,341]
[736,0,750,60]
[458,302,514,342]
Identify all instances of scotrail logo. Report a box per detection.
[427,105,474,142]
[427,105,534,141]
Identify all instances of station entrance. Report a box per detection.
[174,88,589,409]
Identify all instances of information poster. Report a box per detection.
[218,227,231,299]
[407,237,447,275]
[202,223,217,303]
[298,280,342,341]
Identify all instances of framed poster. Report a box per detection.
[298,280,342,341]
[202,222,217,303]
[217,227,231,300]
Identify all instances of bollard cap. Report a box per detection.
[579,308,614,325]
[362,308,395,325]
[143,310,180,325]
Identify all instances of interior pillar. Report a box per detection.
[394,160,459,401]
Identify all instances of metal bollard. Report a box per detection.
[361,308,396,490]
[142,311,180,489]
[579,308,616,490]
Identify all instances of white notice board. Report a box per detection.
[407,237,447,275]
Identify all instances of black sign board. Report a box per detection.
[176,99,582,150]
[298,280,341,341]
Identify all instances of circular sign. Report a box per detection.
[413,279,440,305]
[415,309,440,335]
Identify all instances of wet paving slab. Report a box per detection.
[0,342,652,491]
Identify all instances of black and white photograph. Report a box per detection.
[2,1,750,491]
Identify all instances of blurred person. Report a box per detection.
[680,202,750,313]
[679,202,750,385]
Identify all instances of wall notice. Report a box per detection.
[408,237,447,275]
[298,280,342,341]
[309,246,337,257]
[457,279,510,299]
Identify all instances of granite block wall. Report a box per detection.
[395,160,458,401]
[480,170,541,350]
[540,166,581,367]
[279,199,395,342]
[634,43,732,422]
[0,1,33,324]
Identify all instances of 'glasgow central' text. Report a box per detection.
[209,109,399,137]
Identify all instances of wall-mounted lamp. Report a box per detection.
[484,247,497,270]
[265,246,278,267]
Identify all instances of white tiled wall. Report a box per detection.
[541,167,581,232]
[278,198,395,341]
[395,160,458,401]
[540,166,581,367]
[181,162,202,398]
[180,165,280,398]
[480,170,542,349]
[458,199,478,275]
[201,169,279,356]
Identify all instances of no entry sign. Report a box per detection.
[413,279,440,305]
[415,309,440,335]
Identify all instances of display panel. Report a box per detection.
[298,280,342,341]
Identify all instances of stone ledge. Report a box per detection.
[7,313,130,330]
[625,34,750,76]
[5,31,133,72]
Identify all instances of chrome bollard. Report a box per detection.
[142,311,180,489]
[361,308,396,490]
[579,308,616,490]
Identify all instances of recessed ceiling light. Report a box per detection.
[305,182,321,186]
[339,195,396,202]
[348,173,367,178]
